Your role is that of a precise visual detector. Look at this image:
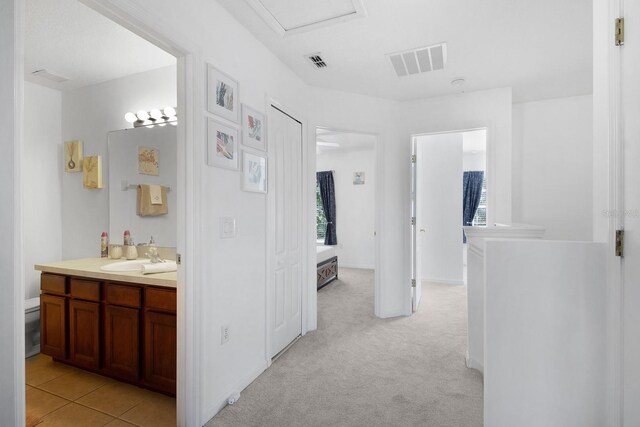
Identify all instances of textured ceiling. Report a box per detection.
[218,0,592,102]
[25,0,176,91]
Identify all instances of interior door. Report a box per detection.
[410,138,422,312]
[269,105,303,358]
[622,4,640,424]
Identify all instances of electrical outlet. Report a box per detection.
[221,325,230,344]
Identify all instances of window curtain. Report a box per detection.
[317,171,337,246]
[463,171,484,243]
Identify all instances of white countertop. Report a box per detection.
[35,257,177,288]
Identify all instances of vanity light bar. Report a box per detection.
[124,107,177,128]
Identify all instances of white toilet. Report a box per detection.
[25,297,40,358]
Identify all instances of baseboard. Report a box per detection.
[339,263,375,270]
[201,360,269,424]
[465,352,484,375]
[423,277,465,286]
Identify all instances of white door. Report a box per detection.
[622,5,640,424]
[410,138,422,312]
[269,105,303,358]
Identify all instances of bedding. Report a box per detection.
[317,245,336,264]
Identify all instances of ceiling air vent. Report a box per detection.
[387,43,447,77]
[31,69,70,83]
[306,53,327,69]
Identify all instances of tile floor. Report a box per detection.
[25,354,176,427]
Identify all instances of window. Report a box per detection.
[316,182,328,241]
[472,175,487,226]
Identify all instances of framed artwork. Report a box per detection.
[207,64,239,123]
[207,118,239,170]
[138,147,159,176]
[353,171,365,185]
[83,156,103,189]
[64,140,83,172]
[241,104,266,151]
[242,150,267,193]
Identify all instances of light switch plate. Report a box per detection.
[220,217,236,238]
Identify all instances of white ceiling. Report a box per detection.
[25,0,176,91]
[317,129,376,154]
[217,0,592,102]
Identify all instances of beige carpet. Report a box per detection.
[207,268,483,427]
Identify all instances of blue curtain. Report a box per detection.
[317,171,337,246]
[463,171,484,243]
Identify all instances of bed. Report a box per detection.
[317,245,338,290]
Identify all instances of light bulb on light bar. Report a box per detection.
[124,112,137,123]
[163,106,176,117]
[142,120,153,127]
[137,110,150,121]
[150,109,163,120]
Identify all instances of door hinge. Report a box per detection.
[176,253,182,265]
[615,230,624,257]
[411,217,416,225]
[411,154,417,163]
[411,279,416,287]
[616,17,625,46]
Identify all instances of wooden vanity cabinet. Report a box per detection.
[143,287,177,395]
[68,279,101,369]
[40,293,67,360]
[104,283,142,381]
[40,273,176,395]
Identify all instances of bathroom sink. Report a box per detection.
[101,259,153,272]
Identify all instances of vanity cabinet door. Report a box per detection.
[143,311,176,394]
[40,294,67,359]
[69,299,101,369]
[104,305,139,380]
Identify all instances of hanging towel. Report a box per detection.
[149,184,163,205]
[137,184,168,216]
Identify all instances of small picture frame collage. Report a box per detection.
[206,64,267,193]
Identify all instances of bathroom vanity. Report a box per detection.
[35,258,177,396]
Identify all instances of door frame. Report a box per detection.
[265,96,309,365]
[410,127,489,309]
[600,0,624,424]
[313,126,382,316]
[10,1,204,425]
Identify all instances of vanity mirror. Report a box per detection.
[108,125,177,247]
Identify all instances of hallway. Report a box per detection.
[208,269,483,427]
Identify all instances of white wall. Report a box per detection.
[484,239,607,426]
[108,125,177,248]
[23,82,62,299]
[317,143,376,269]
[512,95,593,241]
[61,65,176,259]
[463,152,486,171]
[416,133,463,284]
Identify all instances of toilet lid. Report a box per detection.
[25,297,40,312]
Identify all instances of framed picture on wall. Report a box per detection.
[241,104,266,151]
[207,117,239,170]
[207,64,239,123]
[242,150,267,193]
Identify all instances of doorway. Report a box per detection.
[9,0,201,425]
[314,127,379,314]
[411,129,487,311]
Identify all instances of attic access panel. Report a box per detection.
[247,0,367,36]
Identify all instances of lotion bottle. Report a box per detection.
[101,232,109,258]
